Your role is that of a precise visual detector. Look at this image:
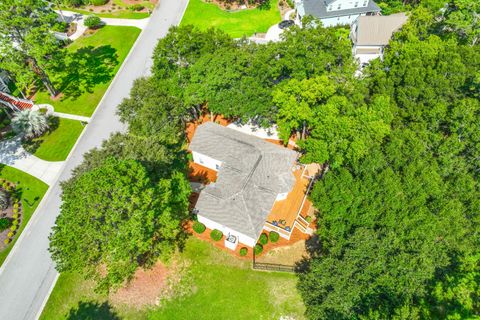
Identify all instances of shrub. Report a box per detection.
[259,233,268,245]
[0,218,12,231]
[129,4,145,11]
[192,221,206,234]
[305,215,313,223]
[4,239,10,245]
[210,229,223,241]
[7,232,13,238]
[254,243,263,255]
[12,213,18,219]
[10,225,16,232]
[0,189,9,210]
[239,247,248,256]
[12,219,18,226]
[90,0,108,5]
[84,15,102,29]
[269,231,280,243]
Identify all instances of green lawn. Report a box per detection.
[0,166,49,265]
[35,26,141,117]
[61,7,150,19]
[23,118,84,162]
[181,0,282,38]
[41,238,305,319]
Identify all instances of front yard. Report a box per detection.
[181,0,282,38]
[0,166,48,265]
[35,26,141,117]
[22,117,85,162]
[41,237,305,319]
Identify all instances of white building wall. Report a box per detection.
[197,215,257,248]
[328,0,369,11]
[192,151,222,172]
[321,13,364,27]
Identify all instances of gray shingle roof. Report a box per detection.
[190,122,298,240]
[302,0,380,19]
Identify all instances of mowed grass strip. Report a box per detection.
[41,238,305,319]
[181,0,281,38]
[35,26,141,117]
[23,118,84,162]
[0,166,49,266]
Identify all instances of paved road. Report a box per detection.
[0,1,189,319]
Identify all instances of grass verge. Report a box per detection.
[41,237,305,319]
[35,26,141,117]
[181,0,281,38]
[0,166,49,265]
[23,118,84,162]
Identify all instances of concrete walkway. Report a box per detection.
[52,112,91,123]
[0,138,64,185]
[58,10,149,41]
[0,1,189,319]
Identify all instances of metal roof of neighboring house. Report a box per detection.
[353,13,408,46]
[190,122,298,240]
[302,0,380,19]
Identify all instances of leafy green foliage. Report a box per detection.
[83,15,101,29]
[49,158,191,292]
[268,231,279,243]
[192,221,206,234]
[0,0,65,96]
[254,244,263,255]
[0,218,12,232]
[239,247,248,256]
[258,233,268,245]
[210,229,223,241]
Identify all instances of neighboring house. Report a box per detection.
[0,91,34,112]
[295,0,381,27]
[190,122,314,250]
[0,71,10,93]
[350,13,408,65]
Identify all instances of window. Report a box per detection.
[328,5,332,10]
[215,164,220,170]
[363,0,367,5]
[199,158,204,164]
[354,1,358,7]
[337,4,341,9]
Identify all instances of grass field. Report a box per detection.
[0,166,49,266]
[181,0,282,38]
[41,238,305,319]
[35,26,141,117]
[23,118,84,162]
[61,7,150,19]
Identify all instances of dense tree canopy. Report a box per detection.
[0,0,65,96]
[50,158,190,292]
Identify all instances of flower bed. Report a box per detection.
[0,179,23,250]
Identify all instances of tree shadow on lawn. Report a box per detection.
[56,45,119,100]
[22,117,60,155]
[0,165,40,208]
[66,301,120,320]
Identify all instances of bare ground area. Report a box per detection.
[256,240,309,265]
[109,261,170,308]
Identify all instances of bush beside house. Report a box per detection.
[254,243,263,255]
[84,15,102,29]
[210,229,223,241]
[192,221,206,234]
[239,247,248,256]
[269,231,279,243]
[259,233,268,245]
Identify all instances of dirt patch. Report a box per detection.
[110,261,170,308]
[257,239,309,265]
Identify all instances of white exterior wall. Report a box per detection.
[192,151,222,172]
[197,215,257,248]
[328,0,368,11]
[321,13,364,27]
[353,45,383,65]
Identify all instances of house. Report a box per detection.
[189,122,314,250]
[350,13,408,65]
[295,0,381,27]
[0,71,10,93]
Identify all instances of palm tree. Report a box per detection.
[0,189,8,211]
[11,109,49,139]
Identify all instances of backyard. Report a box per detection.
[22,117,85,162]
[41,237,305,319]
[35,26,141,117]
[0,165,48,265]
[181,0,282,38]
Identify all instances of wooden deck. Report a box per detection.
[266,168,312,232]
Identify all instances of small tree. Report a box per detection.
[269,231,279,243]
[11,109,49,139]
[84,15,102,29]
